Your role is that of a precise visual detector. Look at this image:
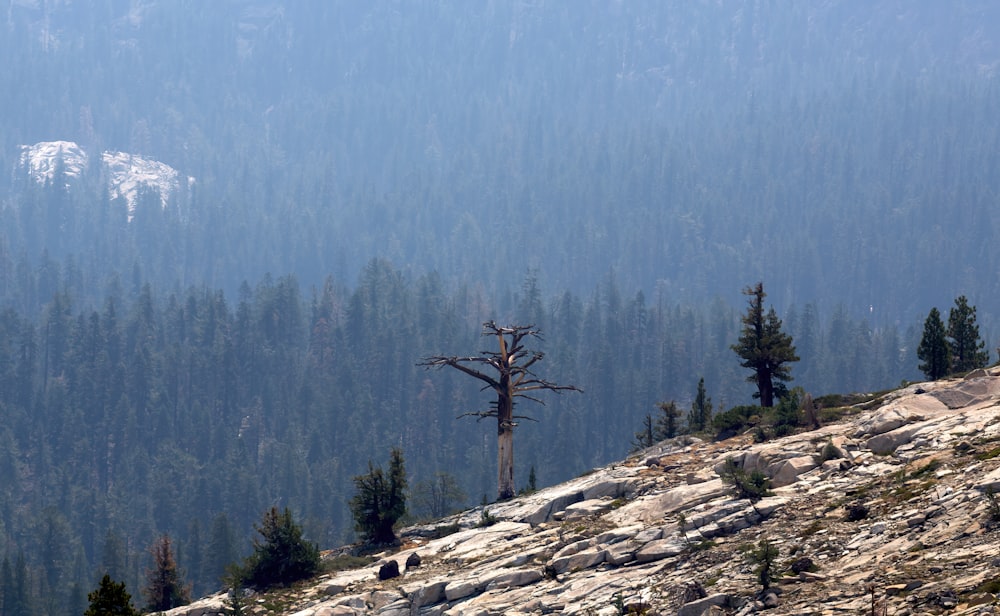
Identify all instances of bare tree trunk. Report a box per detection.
[497,423,515,500]
[497,379,515,500]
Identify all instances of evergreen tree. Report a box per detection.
[731,283,799,407]
[947,296,988,373]
[918,307,951,380]
[350,448,408,545]
[654,400,682,439]
[84,574,139,616]
[240,507,320,590]
[687,377,713,432]
[142,535,191,612]
[632,414,655,451]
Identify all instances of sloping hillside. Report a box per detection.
[170,370,1000,615]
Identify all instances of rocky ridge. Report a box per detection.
[15,140,192,219]
[169,370,1000,615]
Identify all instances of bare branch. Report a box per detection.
[418,356,501,389]
[457,410,498,422]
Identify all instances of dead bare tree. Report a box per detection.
[419,321,581,500]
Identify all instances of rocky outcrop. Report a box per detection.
[165,370,1000,615]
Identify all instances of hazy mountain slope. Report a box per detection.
[2,1,999,323]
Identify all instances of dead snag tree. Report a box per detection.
[420,321,581,501]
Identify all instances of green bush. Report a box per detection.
[240,506,320,590]
[719,457,771,502]
[713,405,761,440]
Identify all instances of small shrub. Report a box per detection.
[976,577,1000,594]
[985,488,1000,522]
[800,520,825,536]
[322,553,375,573]
[771,388,803,436]
[713,405,761,440]
[789,556,818,574]
[221,570,251,616]
[818,440,842,463]
[908,459,941,478]
[975,446,1000,461]
[476,508,498,528]
[845,502,869,522]
[890,479,935,502]
[719,457,771,502]
[746,538,779,591]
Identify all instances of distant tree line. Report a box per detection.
[0,259,980,611]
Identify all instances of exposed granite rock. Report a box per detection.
[163,375,1000,616]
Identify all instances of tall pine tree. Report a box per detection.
[142,535,191,611]
[687,377,713,432]
[947,296,988,373]
[731,283,799,407]
[918,307,951,380]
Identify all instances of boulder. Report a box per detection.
[931,377,1000,408]
[634,538,685,563]
[866,424,923,454]
[371,591,402,610]
[677,593,735,616]
[855,405,911,438]
[975,466,1000,493]
[315,607,360,616]
[378,560,400,580]
[639,479,727,519]
[605,542,636,566]
[375,598,411,616]
[482,568,544,589]
[552,538,593,559]
[594,525,641,545]
[444,578,480,601]
[402,579,447,607]
[548,548,606,574]
[768,455,819,487]
[520,491,585,525]
[563,498,615,520]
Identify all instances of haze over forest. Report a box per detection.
[1,1,999,612]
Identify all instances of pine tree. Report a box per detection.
[687,377,713,432]
[84,574,139,616]
[947,295,988,373]
[918,307,951,380]
[240,507,320,590]
[632,414,656,451]
[350,448,408,545]
[654,400,682,439]
[143,535,191,611]
[731,283,799,407]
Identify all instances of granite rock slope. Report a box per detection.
[168,370,1000,615]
